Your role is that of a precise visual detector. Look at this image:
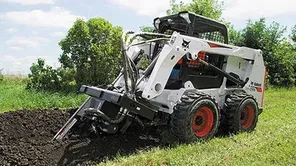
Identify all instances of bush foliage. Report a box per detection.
[27,59,76,91]
[0,69,4,82]
[230,19,296,86]
[59,18,122,86]
[27,18,122,91]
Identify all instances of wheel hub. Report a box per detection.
[192,107,214,137]
[240,105,255,129]
[195,116,203,125]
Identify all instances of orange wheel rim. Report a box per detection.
[240,105,255,129]
[192,107,214,137]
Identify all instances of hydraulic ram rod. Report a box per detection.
[198,58,245,86]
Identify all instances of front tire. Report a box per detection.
[170,91,220,142]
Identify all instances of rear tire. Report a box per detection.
[170,91,220,142]
[220,92,259,133]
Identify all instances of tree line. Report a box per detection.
[27,0,296,92]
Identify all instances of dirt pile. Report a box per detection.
[0,109,160,166]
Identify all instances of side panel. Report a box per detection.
[242,50,265,109]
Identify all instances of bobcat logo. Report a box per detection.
[182,39,190,48]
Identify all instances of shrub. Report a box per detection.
[234,19,295,86]
[27,59,77,92]
[27,18,123,92]
[0,69,4,82]
[0,73,3,82]
[268,41,295,86]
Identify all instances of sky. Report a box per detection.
[0,0,296,75]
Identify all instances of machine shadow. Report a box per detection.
[57,127,162,166]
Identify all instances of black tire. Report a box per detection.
[170,91,220,142]
[220,92,259,133]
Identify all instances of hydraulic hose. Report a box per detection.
[84,108,127,124]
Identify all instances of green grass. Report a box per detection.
[100,88,296,166]
[0,76,87,113]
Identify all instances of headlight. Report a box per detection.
[179,12,191,24]
[153,18,161,30]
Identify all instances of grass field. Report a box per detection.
[0,76,87,113]
[99,88,296,166]
[1,77,295,165]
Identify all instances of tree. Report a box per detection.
[272,41,295,86]
[140,26,155,32]
[166,0,187,15]
[0,68,3,82]
[291,25,296,42]
[59,18,123,86]
[166,0,224,20]
[228,24,243,46]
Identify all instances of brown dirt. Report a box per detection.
[0,109,160,166]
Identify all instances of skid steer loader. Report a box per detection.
[53,11,266,142]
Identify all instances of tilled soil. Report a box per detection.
[0,109,160,166]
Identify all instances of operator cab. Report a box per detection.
[153,11,229,89]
